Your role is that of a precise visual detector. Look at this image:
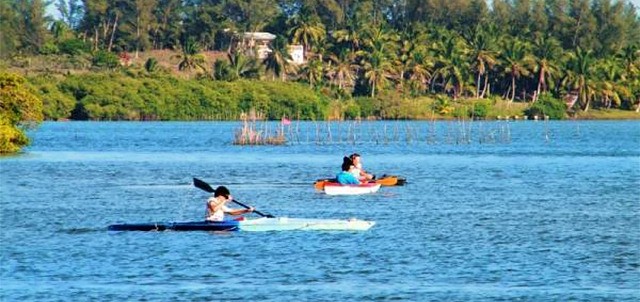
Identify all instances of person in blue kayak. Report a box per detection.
[206,186,254,221]
[349,153,374,181]
[336,157,362,185]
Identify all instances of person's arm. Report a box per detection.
[225,207,254,216]
[359,169,374,180]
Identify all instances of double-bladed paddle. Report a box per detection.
[193,178,275,218]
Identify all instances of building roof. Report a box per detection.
[242,32,276,40]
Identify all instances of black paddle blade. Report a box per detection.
[193,178,215,193]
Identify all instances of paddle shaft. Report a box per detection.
[193,178,274,218]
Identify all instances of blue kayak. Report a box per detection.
[108,217,374,232]
[108,220,240,232]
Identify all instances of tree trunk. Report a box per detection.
[93,27,99,51]
[510,73,516,102]
[135,14,140,59]
[476,72,481,98]
[481,75,489,98]
[371,81,376,97]
[108,13,119,52]
[534,67,545,103]
[582,87,590,112]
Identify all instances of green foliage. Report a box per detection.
[213,59,237,81]
[432,96,454,115]
[92,51,119,69]
[0,122,29,153]
[40,42,59,55]
[0,72,43,153]
[58,38,89,56]
[525,93,567,120]
[37,73,328,121]
[354,97,378,118]
[471,100,491,118]
[28,75,76,120]
[342,100,361,119]
[144,57,159,73]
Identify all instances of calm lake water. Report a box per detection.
[1,120,639,301]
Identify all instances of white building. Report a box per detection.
[239,32,305,64]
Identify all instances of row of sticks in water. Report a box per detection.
[230,119,555,145]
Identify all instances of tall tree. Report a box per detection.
[263,35,295,81]
[0,1,20,57]
[13,0,51,54]
[432,34,469,99]
[287,14,326,55]
[153,0,182,49]
[327,48,358,91]
[466,26,498,98]
[499,38,535,102]
[566,47,596,111]
[532,35,562,102]
[116,0,158,57]
[222,0,281,32]
[56,0,84,29]
[359,26,397,97]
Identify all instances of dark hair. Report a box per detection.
[214,186,230,198]
[349,153,361,160]
[342,156,353,171]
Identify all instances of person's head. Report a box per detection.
[214,186,231,199]
[342,156,354,172]
[350,153,361,165]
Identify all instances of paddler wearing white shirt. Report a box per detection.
[206,186,254,222]
[349,153,374,181]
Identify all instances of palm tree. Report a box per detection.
[617,45,640,112]
[466,27,498,98]
[532,35,562,102]
[327,48,358,91]
[228,51,260,79]
[499,39,534,102]
[287,14,326,56]
[263,36,295,81]
[594,59,629,109]
[359,26,398,97]
[332,20,364,52]
[566,47,596,111]
[301,56,325,88]
[175,38,207,73]
[432,35,469,99]
[361,49,394,97]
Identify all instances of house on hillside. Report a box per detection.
[237,32,305,64]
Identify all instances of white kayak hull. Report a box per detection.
[238,217,375,231]
[323,183,381,195]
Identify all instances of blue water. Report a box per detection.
[1,120,639,301]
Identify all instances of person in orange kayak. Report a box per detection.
[349,153,375,181]
[206,186,254,221]
[336,157,362,185]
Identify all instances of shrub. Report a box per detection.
[525,93,567,120]
[144,57,159,73]
[471,100,491,118]
[92,51,119,69]
[39,42,59,55]
[58,38,89,56]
